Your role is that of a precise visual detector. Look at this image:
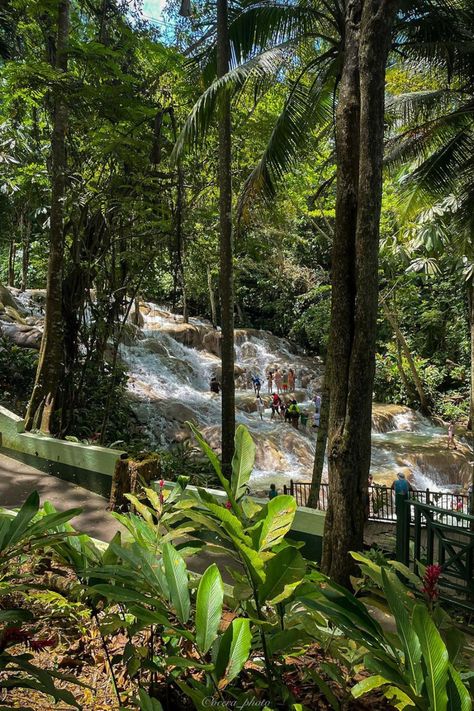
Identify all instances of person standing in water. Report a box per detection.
[447,422,457,449]
[268,483,278,499]
[210,376,220,394]
[282,370,288,393]
[267,370,273,393]
[274,368,282,394]
[256,396,265,420]
[271,392,282,419]
[288,368,295,391]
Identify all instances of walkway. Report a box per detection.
[0,453,233,577]
[0,452,122,541]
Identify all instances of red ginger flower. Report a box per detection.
[422,564,442,602]
[225,500,232,509]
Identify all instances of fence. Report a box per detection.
[396,495,474,609]
[283,480,472,526]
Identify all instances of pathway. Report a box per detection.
[0,452,122,541]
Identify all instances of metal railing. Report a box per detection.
[396,496,474,609]
[283,480,472,525]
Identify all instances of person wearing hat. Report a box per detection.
[391,471,413,513]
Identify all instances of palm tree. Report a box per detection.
[174,0,471,583]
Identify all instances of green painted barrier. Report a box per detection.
[0,405,127,496]
[0,405,324,560]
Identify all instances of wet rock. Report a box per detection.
[202,329,221,356]
[0,322,42,348]
[0,284,28,315]
[120,322,144,346]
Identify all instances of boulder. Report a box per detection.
[0,322,42,349]
[0,284,27,316]
[202,329,221,356]
[160,323,205,350]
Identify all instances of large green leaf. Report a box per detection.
[231,425,256,501]
[352,675,390,698]
[0,490,39,551]
[187,423,233,499]
[446,663,472,711]
[162,542,190,624]
[195,564,224,654]
[382,569,423,694]
[253,495,296,551]
[412,604,449,711]
[259,546,305,604]
[214,618,252,687]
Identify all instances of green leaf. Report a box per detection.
[254,495,296,551]
[412,604,449,711]
[195,564,224,654]
[383,686,417,709]
[187,423,231,494]
[259,546,305,604]
[308,669,341,710]
[352,675,390,698]
[231,425,255,501]
[166,656,214,670]
[214,618,252,687]
[138,687,164,710]
[162,542,190,624]
[0,491,39,551]
[446,664,472,711]
[381,569,423,693]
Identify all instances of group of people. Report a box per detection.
[255,391,322,431]
[251,368,298,397]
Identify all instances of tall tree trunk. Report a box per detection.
[8,238,15,287]
[381,300,429,413]
[322,0,396,586]
[217,0,235,473]
[20,216,30,292]
[25,0,69,433]
[468,279,474,432]
[169,107,188,324]
[207,265,217,328]
[307,376,329,508]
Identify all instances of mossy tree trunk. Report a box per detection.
[25,0,69,433]
[217,0,235,473]
[322,0,396,586]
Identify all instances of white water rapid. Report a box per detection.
[120,304,473,494]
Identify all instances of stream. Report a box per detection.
[120,303,473,494]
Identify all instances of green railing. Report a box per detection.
[396,494,474,610]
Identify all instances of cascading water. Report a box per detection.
[4,290,471,494]
[120,304,472,494]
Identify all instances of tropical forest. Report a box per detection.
[0,0,473,708]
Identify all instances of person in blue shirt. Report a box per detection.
[268,483,278,500]
[392,472,413,513]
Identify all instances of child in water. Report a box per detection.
[256,396,265,420]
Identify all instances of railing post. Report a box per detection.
[395,494,410,566]
[283,484,287,496]
[290,479,294,497]
[426,488,430,506]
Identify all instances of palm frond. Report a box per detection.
[237,50,338,215]
[171,46,288,163]
[197,1,338,86]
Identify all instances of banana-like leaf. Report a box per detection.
[195,564,224,654]
[259,546,305,604]
[446,663,472,711]
[383,685,418,709]
[351,674,390,698]
[253,495,296,550]
[162,542,190,624]
[231,425,255,501]
[382,569,423,694]
[214,618,252,687]
[412,604,449,711]
[0,490,39,551]
[187,422,234,501]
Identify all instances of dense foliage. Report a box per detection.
[1,427,473,709]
